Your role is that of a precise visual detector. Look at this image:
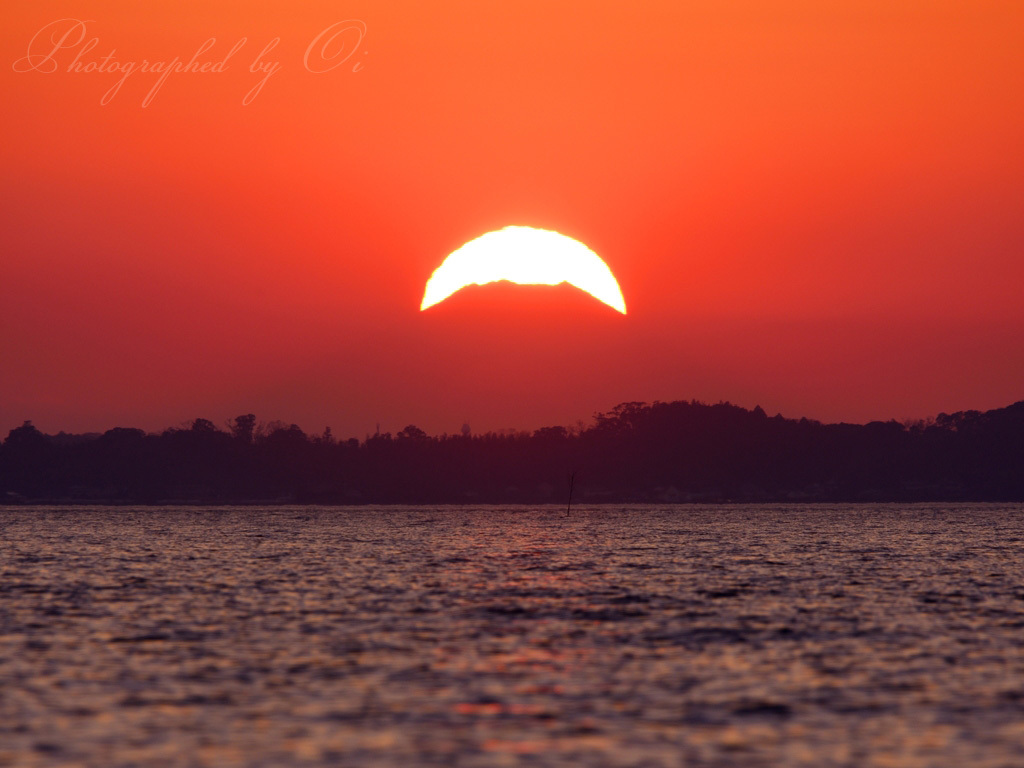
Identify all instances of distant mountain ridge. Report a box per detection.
[2,399,1023,503]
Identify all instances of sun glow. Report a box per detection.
[420,226,627,314]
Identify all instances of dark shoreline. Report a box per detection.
[5,496,1023,507]
[4,398,1023,506]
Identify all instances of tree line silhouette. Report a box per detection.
[2,399,1022,503]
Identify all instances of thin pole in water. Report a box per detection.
[567,470,575,514]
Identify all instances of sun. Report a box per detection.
[420,226,627,314]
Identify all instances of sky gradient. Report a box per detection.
[3,1,1023,438]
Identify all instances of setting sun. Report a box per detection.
[420,226,627,314]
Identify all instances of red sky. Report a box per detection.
[3,1,1023,439]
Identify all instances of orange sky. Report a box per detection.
[3,1,1023,438]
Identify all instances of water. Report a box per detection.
[2,504,1024,767]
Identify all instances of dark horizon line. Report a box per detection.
[9,395,1023,445]
[3,395,1023,505]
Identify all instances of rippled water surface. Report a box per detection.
[3,504,1024,767]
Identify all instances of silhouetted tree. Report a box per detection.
[397,425,428,441]
[229,414,257,444]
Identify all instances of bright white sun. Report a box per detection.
[420,225,627,314]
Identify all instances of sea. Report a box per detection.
[2,504,1023,767]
